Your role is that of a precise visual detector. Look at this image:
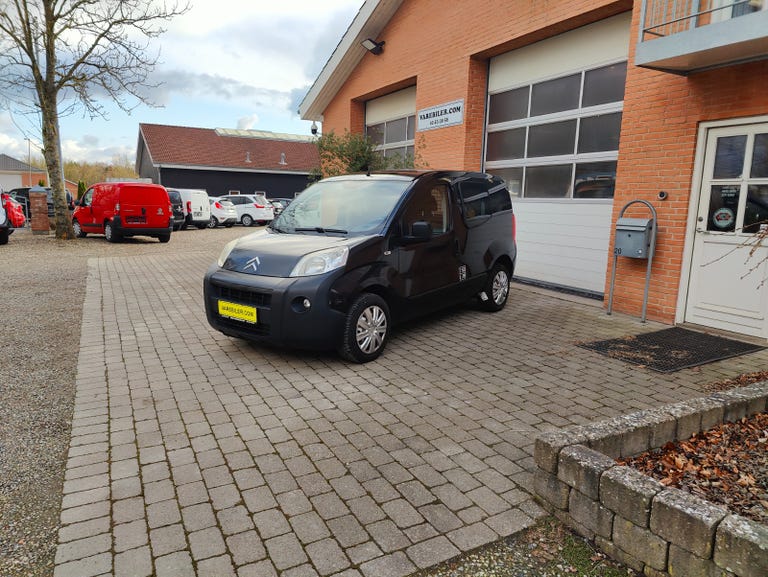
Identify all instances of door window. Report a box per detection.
[82,189,94,207]
[401,183,450,236]
[705,131,768,233]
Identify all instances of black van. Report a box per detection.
[204,171,516,362]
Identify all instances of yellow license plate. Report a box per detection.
[218,300,258,324]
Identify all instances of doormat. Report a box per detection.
[578,327,764,373]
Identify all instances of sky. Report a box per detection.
[0,0,364,165]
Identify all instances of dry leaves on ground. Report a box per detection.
[619,412,768,524]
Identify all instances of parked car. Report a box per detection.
[208,197,238,228]
[8,187,74,219]
[204,171,516,362]
[170,188,211,230]
[167,189,186,231]
[0,194,15,245]
[72,182,173,243]
[219,193,275,226]
[268,197,294,212]
[1,193,26,228]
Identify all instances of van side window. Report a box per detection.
[401,183,450,236]
[459,179,512,218]
[82,188,94,207]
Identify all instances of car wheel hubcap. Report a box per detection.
[355,305,387,354]
[492,270,509,305]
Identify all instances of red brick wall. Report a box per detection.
[608,6,768,322]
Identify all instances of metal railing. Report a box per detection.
[640,0,763,40]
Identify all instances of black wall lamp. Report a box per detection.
[361,38,385,55]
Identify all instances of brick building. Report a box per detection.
[299,0,768,340]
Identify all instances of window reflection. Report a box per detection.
[744,185,768,234]
[713,135,746,179]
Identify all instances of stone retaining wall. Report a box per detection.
[533,382,768,577]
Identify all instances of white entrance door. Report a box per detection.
[685,123,768,338]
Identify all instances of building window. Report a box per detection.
[485,61,627,199]
[366,115,416,166]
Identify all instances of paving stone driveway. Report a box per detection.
[54,232,768,577]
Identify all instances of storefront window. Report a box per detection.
[485,60,626,199]
[582,62,627,107]
[750,133,768,178]
[525,165,573,198]
[713,135,746,179]
[366,115,416,166]
[531,74,581,116]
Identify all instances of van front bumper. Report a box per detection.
[203,265,347,351]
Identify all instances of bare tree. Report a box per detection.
[0,0,189,238]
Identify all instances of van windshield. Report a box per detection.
[271,178,410,236]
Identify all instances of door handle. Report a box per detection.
[696,228,710,235]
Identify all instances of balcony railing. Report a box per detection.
[636,0,768,73]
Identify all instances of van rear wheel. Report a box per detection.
[158,234,170,243]
[104,221,121,243]
[338,294,390,363]
[479,262,510,312]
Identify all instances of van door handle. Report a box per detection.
[454,239,460,255]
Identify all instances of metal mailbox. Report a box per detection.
[614,217,654,259]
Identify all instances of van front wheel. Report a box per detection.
[339,294,390,363]
[72,219,87,238]
[479,263,510,312]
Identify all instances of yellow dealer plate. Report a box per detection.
[218,300,257,324]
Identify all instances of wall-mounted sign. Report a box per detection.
[417,99,464,132]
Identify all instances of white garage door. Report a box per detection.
[486,13,631,295]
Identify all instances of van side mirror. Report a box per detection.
[401,220,432,244]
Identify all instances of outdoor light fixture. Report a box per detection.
[361,38,385,55]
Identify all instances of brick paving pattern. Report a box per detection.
[53,242,768,577]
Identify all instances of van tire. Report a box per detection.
[338,294,390,363]
[241,214,254,227]
[195,223,207,230]
[479,262,510,312]
[158,234,171,243]
[104,221,121,243]
[72,219,87,238]
[0,229,8,245]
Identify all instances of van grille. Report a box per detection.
[211,283,272,307]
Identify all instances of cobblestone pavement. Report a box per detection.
[53,227,768,577]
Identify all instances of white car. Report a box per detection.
[208,197,238,228]
[220,193,275,226]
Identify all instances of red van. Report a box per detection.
[72,182,173,243]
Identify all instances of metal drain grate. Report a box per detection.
[578,327,764,373]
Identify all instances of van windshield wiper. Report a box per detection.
[295,226,348,234]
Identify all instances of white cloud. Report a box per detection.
[237,114,260,130]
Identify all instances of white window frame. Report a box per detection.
[484,59,626,201]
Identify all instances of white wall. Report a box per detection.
[0,173,23,191]
[512,200,613,294]
[365,86,417,124]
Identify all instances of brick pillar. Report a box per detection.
[29,192,49,235]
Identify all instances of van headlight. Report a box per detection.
[217,238,239,267]
[290,246,349,277]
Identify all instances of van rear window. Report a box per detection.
[459,180,512,218]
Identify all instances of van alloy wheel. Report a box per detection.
[339,294,390,363]
[479,263,510,312]
[104,221,121,243]
[72,219,87,238]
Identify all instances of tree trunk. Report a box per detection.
[41,102,74,239]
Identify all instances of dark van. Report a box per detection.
[204,171,516,362]
[72,182,173,243]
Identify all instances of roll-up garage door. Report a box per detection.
[486,13,631,295]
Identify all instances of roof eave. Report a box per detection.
[298,0,403,122]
